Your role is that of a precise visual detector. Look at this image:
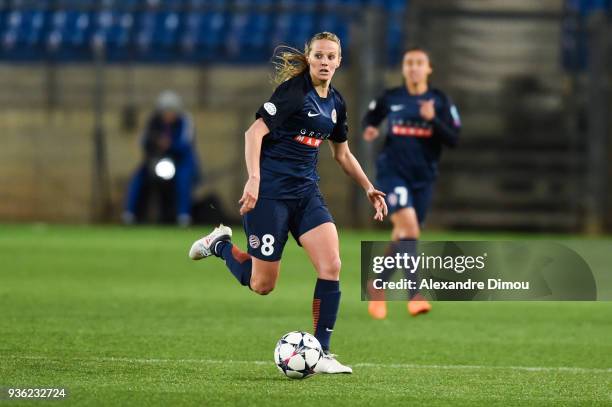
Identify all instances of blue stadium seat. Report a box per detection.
[326,0,365,9]
[92,10,134,60]
[188,0,227,10]
[566,0,611,15]
[0,0,409,64]
[318,14,348,44]
[135,10,182,56]
[56,0,98,8]
[180,11,201,56]
[145,0,184,10]
[101,0,142,11]
[279,0,319,11]
[180,11,226,61]
[226,12,272,61]
[387,0,407,12]
[1,9,47,60]
[251,0,276,6]
[271,12,314,49]
[134,11,171,59]
[47,10,92,59]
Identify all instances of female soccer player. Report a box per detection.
[188,32,387,374]
[362,47,461,319]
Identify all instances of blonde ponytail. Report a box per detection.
[271,45,309,84]
[272,32,342,84]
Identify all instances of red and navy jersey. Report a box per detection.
[255,71,348,199]
[362,86,460,186]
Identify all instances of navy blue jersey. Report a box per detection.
[255,72,348,199]
[362,87,460,186]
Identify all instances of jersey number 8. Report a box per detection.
[261,234,275,256]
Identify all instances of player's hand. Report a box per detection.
[366,187,387,222]
[363,126,380,141]
[419,99,435,121]
[239,177,259,215]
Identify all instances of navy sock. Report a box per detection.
[313,279,340,352]
[379,239,418,299]
[214,241,252,287]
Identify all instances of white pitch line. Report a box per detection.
[353,362,612,374]
[5,355,611,374]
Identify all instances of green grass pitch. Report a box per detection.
[1,224,611,406]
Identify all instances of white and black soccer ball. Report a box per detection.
[274,331,323,379]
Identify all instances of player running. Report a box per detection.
[362,47,461,319]
[188,32,387,374]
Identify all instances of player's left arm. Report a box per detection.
[428,93,461,147]
[328,140,387,221]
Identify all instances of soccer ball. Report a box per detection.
[274,331,323,379]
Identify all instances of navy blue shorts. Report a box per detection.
[242,188,334,261]
[376,173,435,224]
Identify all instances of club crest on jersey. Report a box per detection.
[388,193,398,207]
[331,108,337,124]
[249,234,260,249]
[263,102,276,116]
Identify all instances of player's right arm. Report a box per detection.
[239,77,305,215]
[239,118,268,215]
[361,92,388,141]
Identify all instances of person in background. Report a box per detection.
[362,47,461,319]
[123,91,200,227]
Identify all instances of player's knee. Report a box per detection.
[407,227,420,239]
[316,257,342,280]
[395,225,420,240]
[250,279,275,295]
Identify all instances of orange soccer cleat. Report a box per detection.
[368,301,387,320]
[408,294,431,316]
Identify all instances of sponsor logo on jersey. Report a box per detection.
[331,108,337,124]
[294,135,323,147]
[249,235,260,249]
[263,102,276,116]
[299,128,330,139]
[307,111,320,117]
[391,125,433,137]
[390,104,405,112]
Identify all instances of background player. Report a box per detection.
[362,47,461,319]
[189,32,387,373]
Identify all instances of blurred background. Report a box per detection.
[0,0,610,233]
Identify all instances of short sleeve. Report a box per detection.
[255,77,305,131]
[330,93,348,143]
[435,93,461,131]
[431,91,461,147]
[447,98,462,129]
[361,92,388,129]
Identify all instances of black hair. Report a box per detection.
[403,46,433,68]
